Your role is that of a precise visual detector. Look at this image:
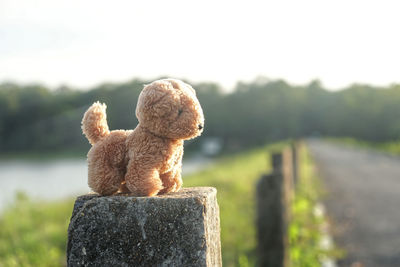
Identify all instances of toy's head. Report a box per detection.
[136,79,204,140]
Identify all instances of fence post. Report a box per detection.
[291,142,299,185]
[256,173,285,267]
[274,148,295,196]
[67,187,222,267]
[257,148,294,267]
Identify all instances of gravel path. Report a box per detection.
[307,139,400,267]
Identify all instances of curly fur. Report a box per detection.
[81,79,204,196]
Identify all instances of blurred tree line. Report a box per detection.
[1,78,400,154]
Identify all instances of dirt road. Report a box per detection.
[307,139,400,267]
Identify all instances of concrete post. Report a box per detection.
[67,187,222,267]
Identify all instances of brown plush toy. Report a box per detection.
[81,79,204,196]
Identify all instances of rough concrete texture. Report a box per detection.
[67,187,221,267]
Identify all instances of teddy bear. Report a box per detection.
[81,78,204,196]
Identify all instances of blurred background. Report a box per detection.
[1,0,400,266]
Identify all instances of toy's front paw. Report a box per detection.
[159,182,177,194]
[159,171,182,194]
[125,180,162,196]
[128,186,161,197]
[124,165,163,196]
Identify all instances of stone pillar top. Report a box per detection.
[67,187,221,267]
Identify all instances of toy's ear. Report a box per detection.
[167,78,196,96]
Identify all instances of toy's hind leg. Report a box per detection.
[86,130,130,195]
[87,148,125,195]
[124,161,163,196]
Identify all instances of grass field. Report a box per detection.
[0,142,332,267]
[0,193,75,267]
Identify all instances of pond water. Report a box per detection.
[0,156,213,212]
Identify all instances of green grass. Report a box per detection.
[1,142,333,267]
[289,145,325,266]
[289,144,342,267]
[326,137,400,155]
[0,193,75,267]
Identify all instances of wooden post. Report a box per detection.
[274,148,294,194]
[291,142,299,186]
[273,148,294,208]
[67,187,222,267]
[257,149,294,267]
[256,173,286,267]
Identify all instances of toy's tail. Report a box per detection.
[81,102,110,145]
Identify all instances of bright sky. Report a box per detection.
[0,0,399,91]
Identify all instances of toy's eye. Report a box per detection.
[178,109,183,116]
